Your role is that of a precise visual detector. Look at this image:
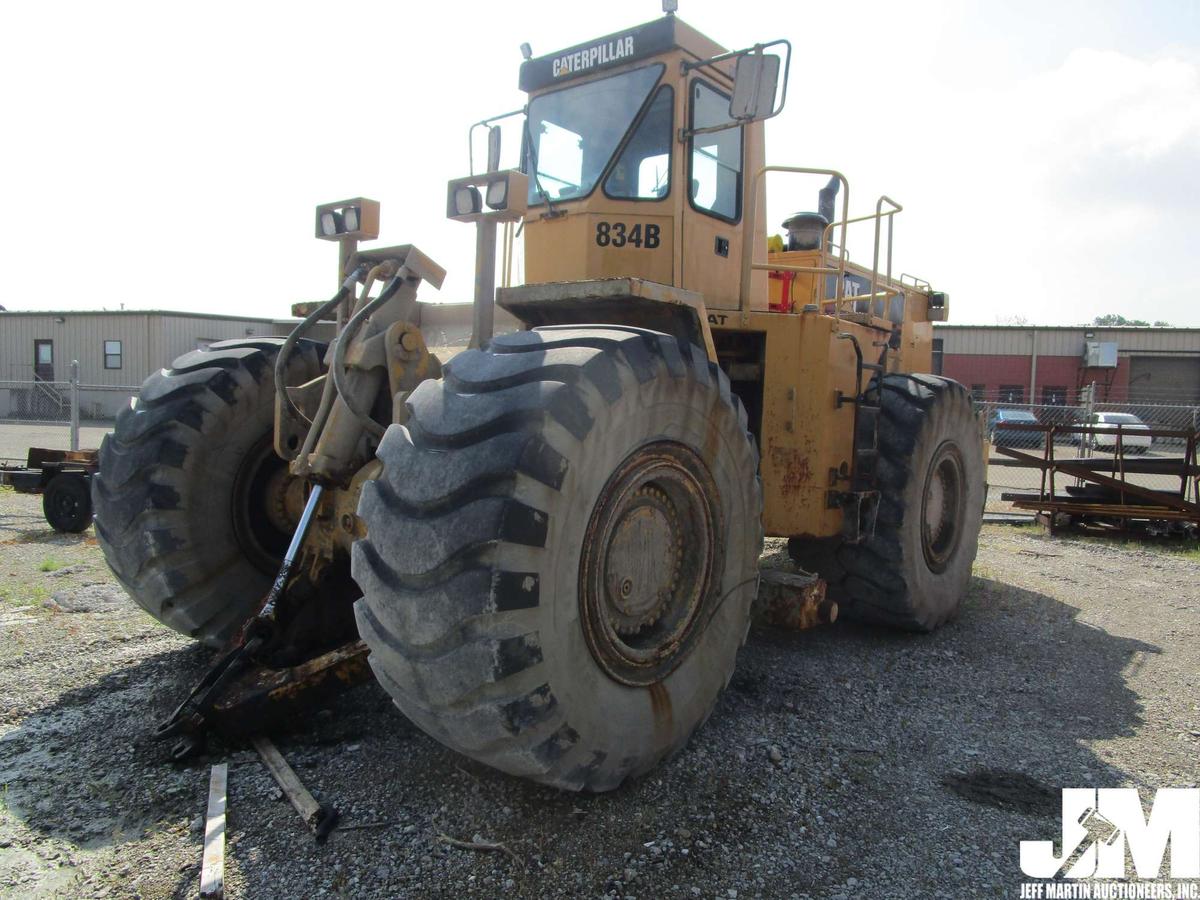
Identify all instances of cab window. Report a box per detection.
[688,80,743,222]
[604,86,673,200]
[526,64,664,204]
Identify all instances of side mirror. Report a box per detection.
[486,126,502,173]
[729,51,781,122]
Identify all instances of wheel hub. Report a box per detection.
[921,442,966,574]
[580,442,720,686]
[603,486,682,635]
[232,434,302,576]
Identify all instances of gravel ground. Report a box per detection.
[1,485,1197,899]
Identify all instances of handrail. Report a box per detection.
[870,195,903,321]
[740,166,850,313]
[818,198,903,318]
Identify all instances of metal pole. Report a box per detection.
[469,220,498,349]
[336,239,357,332]
[69,360,80,451]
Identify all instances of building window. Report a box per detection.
[999,385,1025,403]
[970,384,986,401]
[931,338,944,375]
[104,340,123,369]
[1041,385,1067,406]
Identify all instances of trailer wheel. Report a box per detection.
[352,327,762,791]
[789,374,984,631]
[93,338,325,646]
[43,473,93,533]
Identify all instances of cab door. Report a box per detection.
[680,77,745,310]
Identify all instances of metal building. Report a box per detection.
[0,305,513,421]
[933,324,1200,404]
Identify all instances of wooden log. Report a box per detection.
[253,736,338,841]
[756,568,836,630]
[199,763,227,899]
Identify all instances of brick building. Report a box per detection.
[932,325,1200,405]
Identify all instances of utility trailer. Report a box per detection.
[0,447,98,533]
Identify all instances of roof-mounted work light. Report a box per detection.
[314,198,380,241]
[452,185,483,217]
[446,171,528,223]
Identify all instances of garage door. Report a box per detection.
[1129,356,1200,404]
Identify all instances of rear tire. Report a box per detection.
[43,474,93,533]
[93,338,325,647]
[352,327,762,791]
[789,374,983,631]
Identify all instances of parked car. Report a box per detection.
[987,408,1045,448]
[1087,412,1152,453]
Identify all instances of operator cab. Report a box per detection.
[513,16,783,309]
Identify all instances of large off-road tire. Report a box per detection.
[93,338,325,647]
[788,373,984,631]
[352,327,762,791]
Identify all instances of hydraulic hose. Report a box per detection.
[274,265,367,426]
[295,262,396,461]
[330,273,409,440]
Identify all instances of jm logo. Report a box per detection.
[1020,788,1199,879]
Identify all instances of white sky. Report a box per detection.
[1,0,1197,325]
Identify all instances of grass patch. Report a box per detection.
[0,580,52,607]
[37,556,64,573]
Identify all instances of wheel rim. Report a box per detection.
[231,434,300,576]
[50,486,80,522]
[579,442,720,687]
[921,441,966,574]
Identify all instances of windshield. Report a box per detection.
[525,64,664,204]
[1100,413,1142,425]
[999,410,1037,422]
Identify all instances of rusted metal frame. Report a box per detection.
[990,455,1200,476]
[1040,425,1053,503]
[1009,499,1199,521]
[1115,425,1128,508]
[1185,433,1198,505]
[998,422,1193,440]
[995,445,1200,516]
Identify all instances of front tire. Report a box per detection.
[352,327,762,791]
[789,374,984,631]
[93,338,325,646]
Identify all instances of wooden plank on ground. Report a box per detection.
[253,736,325,832]
[200,762,228,899]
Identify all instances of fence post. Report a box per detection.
[69,360,80,451]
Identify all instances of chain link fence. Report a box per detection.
[0,363,139,463]
[974,389,1200,514]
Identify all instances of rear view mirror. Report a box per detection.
[729,52,781,122]
[487,126,502,173]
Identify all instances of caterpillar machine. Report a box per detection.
[94,6,983,791]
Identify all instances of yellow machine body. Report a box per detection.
[502,16,945,542]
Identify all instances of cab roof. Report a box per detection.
[518,16,727,93]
